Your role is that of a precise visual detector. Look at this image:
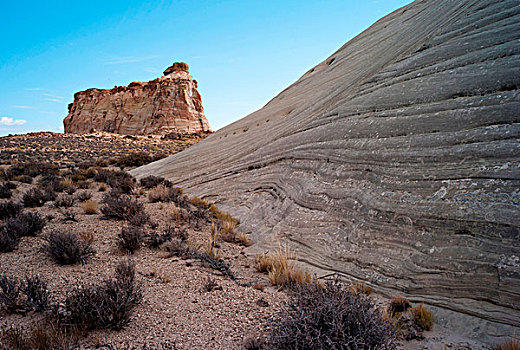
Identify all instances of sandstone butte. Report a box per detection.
[63,62,212,135]
[132,0,520,343]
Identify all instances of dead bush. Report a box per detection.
[118,226,145,253]
[10,211,46,237]
[266,280,396,350]
[42,231,95,265]
[18,175,33,184]
[0,273,21,312]
[23,274,49,312]
[61,259,142,330]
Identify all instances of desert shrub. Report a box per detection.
[77,180,91,189]
[146,231,172,249]
[75,191,92,202]
[61,259,142,330]
[0,228,20,252]
[64,183,77,195]
[387,296,411,317]
[163,239,191,258]
[118,226,145,253]
[18,175,33,184]
[411,303,433,331]
[243,336,266,350]
[494,340,520,350]
[266,280,396,350]
[101,192,149,226]
[94,169,135,194]
[7,162,57,179]
[0,320,81,350]
[23,274,49,312]
[39,173,66,192]
[0,273,21,312]
[6,211,46,237]
[140,175,172,189]
[202,276,221,292]
[112,151,154,168]
[42,231,95,265]
[0,201,22,220]
[54,194,75,208]
[255,246,312,289]
[0,183,12,199]
[80,199,98,214]
[23,188,47,207]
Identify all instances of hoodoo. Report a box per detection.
[132,0,520,341]
[63,62,212,135]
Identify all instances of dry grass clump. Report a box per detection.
[148,184,182,203]
[350,281,373,295]
[264,280,396,350]
[0,320,81,350]
[411,303,434,331]
[80,199,99,214]
[387,295,411,317]
[494,339,520,350]
[254,246,312,289]
[42,231,95,265]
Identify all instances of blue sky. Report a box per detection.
[0,0,412,136]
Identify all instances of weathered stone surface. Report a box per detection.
[63,62,212,135]
[132,0,520,341]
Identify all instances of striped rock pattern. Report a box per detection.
[132,0,520,341]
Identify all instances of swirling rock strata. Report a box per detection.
[63,62,212,135]
[132,0,520,341]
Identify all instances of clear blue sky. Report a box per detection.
[0,0,412,136]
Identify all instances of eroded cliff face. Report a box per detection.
[131,0,520,342]
[63,62,212,135]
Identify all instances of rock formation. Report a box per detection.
[132,0,520,342]
[63,62,212,135]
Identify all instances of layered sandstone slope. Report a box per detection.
[64,62,212,135]
[132,0,520,340]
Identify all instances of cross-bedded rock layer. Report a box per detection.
[63,62,212,135]
[132,0,520,341]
